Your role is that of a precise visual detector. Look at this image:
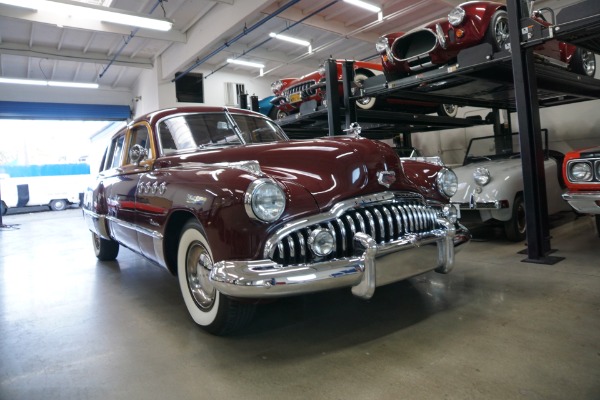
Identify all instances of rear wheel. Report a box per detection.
[504,195,526,242]
[354,71,377,110]
[437,104,458,118]
[92,232,119,261]
[570,48,596,77]
[0,201,6,215]
[177,220,255,335]
[49,199,67,211]
[484,10,509,52]
[276,109,288,120]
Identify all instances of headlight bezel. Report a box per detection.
[271,80,283,94]
[448,6,466,27]
[473,167,491,186]
[437,168,458,198]
[244,178,286,223]
[567,160,593,182]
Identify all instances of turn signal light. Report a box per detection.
[456,29,465,38]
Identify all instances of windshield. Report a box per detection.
[463,131,548,165]
[231,114,288,144]
[157,112,287,155]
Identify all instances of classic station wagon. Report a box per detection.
[83,106,470,334]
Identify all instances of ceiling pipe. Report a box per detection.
[99,0,165,79]
[205,0,338,79]
[172,0,302,82]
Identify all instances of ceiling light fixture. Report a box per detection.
[0,0,173,31]
[269,32,310,47]
[226,59,265,69]
[343,0,381,13]
[0,77,99,89]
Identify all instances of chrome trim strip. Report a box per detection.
[105,215,163,240]
[454,201,506,210]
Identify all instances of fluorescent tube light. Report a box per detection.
[0,77,99,89]
[0,0,173,31]
[227,59,265,69]
[343,0,381,13]
[269,32,310,47]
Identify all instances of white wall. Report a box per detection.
[129,66,274,119]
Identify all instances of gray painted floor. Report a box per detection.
[1,209,599,400]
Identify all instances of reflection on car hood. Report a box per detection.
[173,137,433,210]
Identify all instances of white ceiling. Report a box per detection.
[0,0,578,92]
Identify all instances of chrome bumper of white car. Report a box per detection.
[562,191,600,214]
[209,222,470,300]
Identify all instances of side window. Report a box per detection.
[108,134,126,169]
[126,125,152,164]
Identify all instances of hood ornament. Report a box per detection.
[377,170,396,188]
[344,122,362,137]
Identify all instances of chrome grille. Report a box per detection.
[270,199,441,266]
[282,80,317,97]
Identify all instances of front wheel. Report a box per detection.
[92,232,119,261]
[504,195,526,242]
[484,10,509,52]
[177,220,255,335]
[276,109,288,120]
[570,48,596,77]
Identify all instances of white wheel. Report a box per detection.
[177,220,255,334]
[354,72,377,110]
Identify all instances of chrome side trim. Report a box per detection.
[105,215,163,240]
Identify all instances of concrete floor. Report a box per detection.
[1,209,599,400]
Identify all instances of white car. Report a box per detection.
[451,131,571,241]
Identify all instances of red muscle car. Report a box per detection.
[83,106,470,334]
[270,60,458,119]
[376,1,596,81]
[562,146,600,236]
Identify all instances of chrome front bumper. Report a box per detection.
[562,191,600,214]
[210,222,470,300]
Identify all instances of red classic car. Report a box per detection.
[562,146,600,236]
[270,60,458,119]
[83,106,470,334]
[376,1,596,81]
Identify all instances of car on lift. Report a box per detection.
[269,59,458,120]
[376,1,596,81]
[451,130,571,241]
[561,146,600,236]
[82,106,470,335]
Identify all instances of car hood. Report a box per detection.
[451,158,524,203]
[170,137,445,210]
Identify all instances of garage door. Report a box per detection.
[0,101,130,120]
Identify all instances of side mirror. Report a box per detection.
[129,144,148,166]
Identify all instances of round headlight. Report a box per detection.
[308,228,335,257]
[448,6,466,26]
[473,167,491,186]
[375,36,389,53]
[437,168,458,198]
[245,179,286,222]
[568,161,593,182]
[271,80,283,94]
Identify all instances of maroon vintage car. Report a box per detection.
[83,106,470,334]
[562,146,600,236]
[270,60,458,119]
[376,1,596,81]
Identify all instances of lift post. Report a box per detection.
[507,0,563,264]
[325,59,342,136]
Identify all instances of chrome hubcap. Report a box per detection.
[495,17,509,47]
[186,242,216,310]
